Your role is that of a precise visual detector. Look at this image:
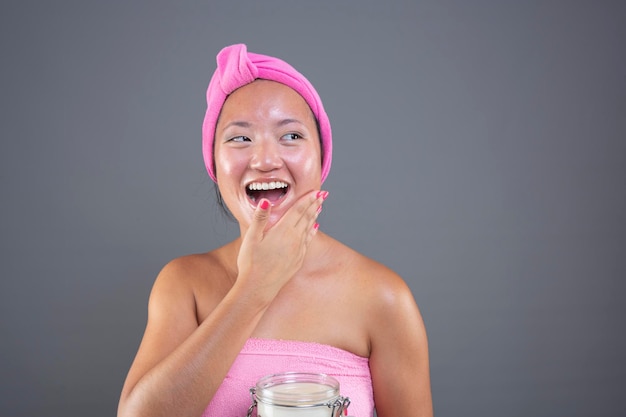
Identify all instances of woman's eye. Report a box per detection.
[228,136,251,143]
[282,133,302,141]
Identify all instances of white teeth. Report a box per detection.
[247,181,288,191]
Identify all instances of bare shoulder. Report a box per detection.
[155,250,226,288]
[149,243,238,320]
[359,257,419,336]
[319,235,423,348]
[152,252,213,297]
[327,236,415,308]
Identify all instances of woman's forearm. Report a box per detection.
[118,286,270,417]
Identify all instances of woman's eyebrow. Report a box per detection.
[222,120,252,129]
[276,118,305,127]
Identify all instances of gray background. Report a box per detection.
[1,1,624,416]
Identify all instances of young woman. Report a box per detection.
[118,44,433,417]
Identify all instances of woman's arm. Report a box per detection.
[117,256,274,417]
[117,192,325,417]
[369,274,433,417]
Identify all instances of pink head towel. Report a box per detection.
[202,44,332,183]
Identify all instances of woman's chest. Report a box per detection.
[251,279,371,357]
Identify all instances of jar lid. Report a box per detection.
[254,372,340,406]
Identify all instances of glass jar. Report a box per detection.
[247,372,350,417]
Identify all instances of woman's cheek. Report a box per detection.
[287,149,322,181]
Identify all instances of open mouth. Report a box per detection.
[246,181,289,204]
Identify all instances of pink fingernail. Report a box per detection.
[316,190,329,200]
[259,200,270,210]
[316,205,323,214]
[313,222,320,231]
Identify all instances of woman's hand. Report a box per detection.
[235,190,328,302]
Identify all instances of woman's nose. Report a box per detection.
[249,140,283,171]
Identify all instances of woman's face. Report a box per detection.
[214,80,322,230]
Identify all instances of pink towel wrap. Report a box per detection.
[202,338,374,417]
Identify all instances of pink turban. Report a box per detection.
[202,44,332,183]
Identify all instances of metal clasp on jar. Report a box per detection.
[329,396,351,417]
[246,387,257,417]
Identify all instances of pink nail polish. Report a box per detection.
[259,200,270,210]
[316,205,323,214]
[316,190,329,200]
[313,222,320,231]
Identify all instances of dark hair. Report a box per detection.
[214,183,235,220]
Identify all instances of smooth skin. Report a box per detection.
[117,80,433,417]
